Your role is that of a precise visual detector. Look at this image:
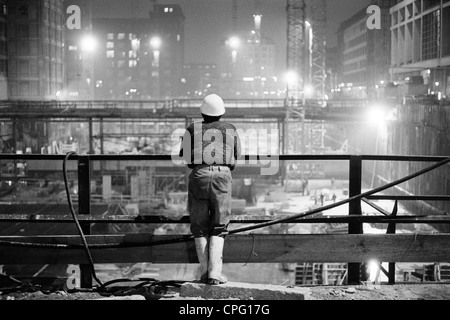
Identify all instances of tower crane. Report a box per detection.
[285,0,327,157]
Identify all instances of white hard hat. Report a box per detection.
[200,94,225,117]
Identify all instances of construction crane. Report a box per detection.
[308,0,327,100]
[285,0,327,157]
[232,0,238,34]
[286,0,333,285]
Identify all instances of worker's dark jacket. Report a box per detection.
[179,121,241,170]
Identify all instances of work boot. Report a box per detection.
[194,237,209,283]
[208,236,227,285]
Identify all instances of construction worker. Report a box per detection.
[179,94,241,285]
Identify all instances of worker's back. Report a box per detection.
[182,120,241,170]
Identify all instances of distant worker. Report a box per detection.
[302,178,309,196]
[332,193,337,203]
[179,94,241,285]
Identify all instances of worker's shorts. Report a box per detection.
[188,165,232,238]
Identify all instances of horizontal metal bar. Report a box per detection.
[360,155,450,162]
[1,234,450,264]
[0,154,448,163]
[1,214,450,224]
[367,195,450,201]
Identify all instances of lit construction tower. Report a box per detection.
[285,0,327,158]
[285,0,306,159]
[306,0,327,154]
[308,0,327,101]
[286,0,306,105]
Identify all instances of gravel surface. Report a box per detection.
[2,283,450,300]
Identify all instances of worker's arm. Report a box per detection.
[234,130,242,162]
[179,128,192,165]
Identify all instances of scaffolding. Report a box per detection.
[285,0,326,160]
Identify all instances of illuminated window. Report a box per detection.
[106,50,114,58]
[117,33,125,40]
[129,60,137,68]
[106,42,114,49]
[107,33,114,40]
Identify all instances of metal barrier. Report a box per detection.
[0,153,449,288]
[0,98,370,110]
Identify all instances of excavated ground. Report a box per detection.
[1,282,449,300]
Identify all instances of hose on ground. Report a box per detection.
[62,151,103,287]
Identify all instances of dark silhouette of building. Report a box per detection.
[7,0,64,100]
[0,0,6,99]
[336,0,395,99]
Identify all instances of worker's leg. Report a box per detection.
[208,167,232,285]
[188,167,212,237]
[188,168,212,282]
[193,237,209,283]
[209,167,232,236]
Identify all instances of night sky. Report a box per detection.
[91,0,373,67]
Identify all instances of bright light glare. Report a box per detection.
[253,15,262,30]
[368,260,379,282]
[80,35,97,52]
[228,36,241,50]
[150,37,162,50]
[304,85,314,98]
[366,105,387,126]
[284,70,299,86]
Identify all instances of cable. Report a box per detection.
[1,154,449,297]
[63,151,103,287]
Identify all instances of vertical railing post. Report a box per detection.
[387,201,398,285]
[78,155,92,288]
[88,119,94,155]
[348,156,363,284]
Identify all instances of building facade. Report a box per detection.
[92,18,154,100]
[216,18,281,99]
[148,4,185,99]
[336,0,394,99]
[183,63,218,98]
[7,0,64,100]
[91,4,184,100]
[0,0,6,99]
[390,0,450,97]
[63,0,94,100]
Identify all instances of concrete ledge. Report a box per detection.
[180,282,310,300]
[94,295,146,300]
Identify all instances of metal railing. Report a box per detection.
[0,98,370,110]
[0,153,449,288]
